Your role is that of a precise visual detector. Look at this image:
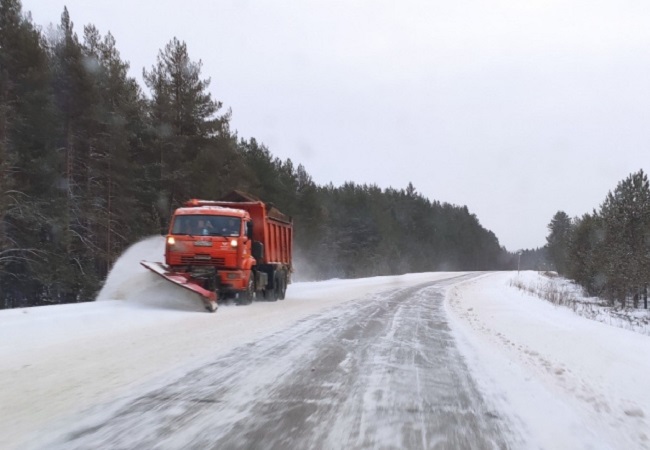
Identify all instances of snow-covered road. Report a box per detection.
[2,238,649,449]
[42,275,509,450]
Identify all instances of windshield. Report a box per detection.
[171,215,241,237]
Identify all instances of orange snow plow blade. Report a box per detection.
[140,261,218,311]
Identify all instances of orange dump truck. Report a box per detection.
[141,191,292,312]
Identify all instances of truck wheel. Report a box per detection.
[268,273,280,302]
[239,275,254,305]
[278,273,287,300]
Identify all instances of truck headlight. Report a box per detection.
[167,237,176,245]
[230,239,238,248]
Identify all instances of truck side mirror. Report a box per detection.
[246,221,253,239]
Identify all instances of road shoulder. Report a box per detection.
[445,271,650,450]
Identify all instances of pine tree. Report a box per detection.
[143,37,230,225]
[546,211,572,275]
[47,7,102,302]
[292,163,325,272]
[0,0,56,306]
[80,25,150,277]
[566,212,604,295]
[598,170,650,307]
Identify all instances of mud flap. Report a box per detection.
[140,261,218,306]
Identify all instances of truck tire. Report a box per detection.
[269,273,280,302]
[239,275,254,305]
[278,272,287,300]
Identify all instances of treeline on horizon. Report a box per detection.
[0,1,515,309]
[545,170,650,309]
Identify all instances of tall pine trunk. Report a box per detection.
[106,147,112,276]
[65,124,73,254]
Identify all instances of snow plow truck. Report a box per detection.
[141,191,293,312]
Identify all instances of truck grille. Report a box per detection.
[180,256,226,266]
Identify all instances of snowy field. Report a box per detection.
[0,237,649,449]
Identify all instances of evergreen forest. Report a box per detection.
[1,1,514,308]
[546,170,650,309]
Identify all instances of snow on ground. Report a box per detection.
[0,236,457,450]
[4,236,650,449]
[510,271,650,336]
[446,271,650,450]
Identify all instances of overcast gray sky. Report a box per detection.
[22,0,650,251]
